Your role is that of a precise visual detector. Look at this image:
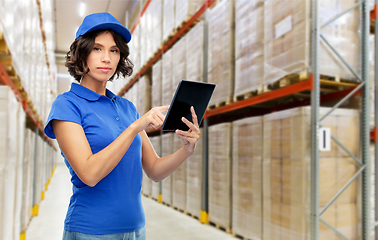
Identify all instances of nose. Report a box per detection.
[102,51,111,63]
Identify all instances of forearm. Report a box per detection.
[81,124,139,186]
[149,147,193,182]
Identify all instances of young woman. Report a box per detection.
[44,12,200,240]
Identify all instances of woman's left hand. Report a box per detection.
[175,106,201,153]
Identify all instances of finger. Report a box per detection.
[190,106,199,127]
[181,117,200,134]
[159,105,170,114]
[176,129,200,140]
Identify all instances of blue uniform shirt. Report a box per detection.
[44,83,145,234]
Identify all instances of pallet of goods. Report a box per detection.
[172,35,186,89]
[186,21,204,83]
[234,0,264,100]
[152,60,162,109]
[186,128,203,219]
[263,106,359,240]
[172,134,187,212]
[208,122,232,232]
[232,116,263,240]
[207,0,235,107]
[264,0,360,89]
[150,136,161,201]
[162,133,174,206]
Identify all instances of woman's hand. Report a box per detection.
[133,105,169,132]
[175,106,201,153]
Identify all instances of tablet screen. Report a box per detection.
[162,80,215,131]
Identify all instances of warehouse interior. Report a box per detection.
[0,0,377,239]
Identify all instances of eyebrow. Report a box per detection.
[93,43,118,48]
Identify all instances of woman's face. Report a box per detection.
[85,31,120,82]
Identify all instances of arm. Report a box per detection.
[142,106,201,182]
[52,105,169,187]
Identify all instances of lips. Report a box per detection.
[97,67,111,73]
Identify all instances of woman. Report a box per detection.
[44,12,200,240]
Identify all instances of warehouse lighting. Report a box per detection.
[79,1,86,17]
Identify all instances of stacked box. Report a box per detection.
[186,128,203,218]
[263,107,359,240]
[162,133,174,205]
[207,0,235,106]
[150,136,161,200]
[172,35,186,90]
[264,0,361,85]
[232,116,263,239]
[172,134,187,211]
[137,73,151,115]
[175,0,205,29]
[186,21,204,83]
[162,49,173,106]
[163,0,175,42]
[125,81,139,110]
[234,0,264,97]
[208,123,232,230]
[152,60,162,108]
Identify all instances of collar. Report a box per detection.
[70,83,117,102]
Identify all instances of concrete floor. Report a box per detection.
[26,162,238,240]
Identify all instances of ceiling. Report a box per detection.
[53,0,139,94]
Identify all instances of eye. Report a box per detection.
[111,48,119,53]
[93,47,101,51]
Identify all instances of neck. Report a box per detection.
[80,75,107,95]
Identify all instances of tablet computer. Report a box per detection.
[162,80,216,131]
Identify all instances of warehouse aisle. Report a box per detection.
[26,161,238,240]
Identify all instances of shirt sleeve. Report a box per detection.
[44,95,82,139]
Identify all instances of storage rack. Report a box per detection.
[121,0,373,239]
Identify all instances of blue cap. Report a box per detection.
[76,12,131,43]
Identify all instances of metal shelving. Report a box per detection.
[125,0,373,238]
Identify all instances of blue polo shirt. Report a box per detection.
[44,83,145,234]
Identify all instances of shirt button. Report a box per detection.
[111,107,113,109]
[116,117,119,121]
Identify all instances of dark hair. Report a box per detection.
[65,29,133,82]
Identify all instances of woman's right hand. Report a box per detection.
[133,105,169,132]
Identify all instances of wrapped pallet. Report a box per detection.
[207,0,235,106]
[13,96,26,239]
[186,128,203,218]
[162,49,173,106]
[162,133,174,205]
[186,21,204,83]
[152,60,162,109]
[264,0,361,85]
[163,0,175,42]
[263,107,359,240]
[232,117,263,239]
[208,122,232,231]
[0,86,20,240]
[172,134,186,211]
[137,73,151,115]
[172,35,186,90]
[175,0,205,29]
[150,136,161,200]
[234,0,264,97]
